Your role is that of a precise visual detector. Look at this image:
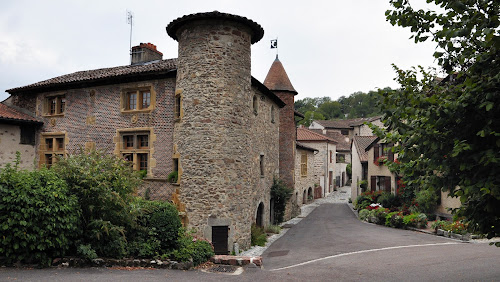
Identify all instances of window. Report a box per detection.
[301,153,308,177]
[41,134,65,168]
[122,88,154,112]
[119,131,150,173]
[44,95,65,116]
[341,129,349,136]
[271,106,275,123]
[20,125,36,145]
[336,154,346,163]
[329,151,333,163]
[174,92,182,120]
[260,155,264,177]
[253,96,258,115]
[374,143,394,162]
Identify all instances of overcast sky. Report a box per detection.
[0,0,440,102]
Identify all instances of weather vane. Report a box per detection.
[270,38,278,57]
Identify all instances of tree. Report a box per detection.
[299,111,325,127]
[377,0,500,240]
[317,101,342,119]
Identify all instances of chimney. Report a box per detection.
[131,43,163,65]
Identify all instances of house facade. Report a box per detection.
[294,142,318,207]
[5,11,288,254]
[0,103,42,169]
[296,127,337,196]
[351,135,378,200]
[365,138,397,194]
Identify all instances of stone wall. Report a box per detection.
[351,141,363,200]
[355,119,384,136]
[436,190,461,215]
[294,147,316,206]
[274,92,295,189]
[296,141,336,197]
[0,124,37,169]
[14,77,178,200]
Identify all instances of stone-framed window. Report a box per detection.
[271,106,275,123]
[174,90,183,121]
[43,94,65,116]
[40,132,66,168]
[120,131,151,172]
[300,152,308,177]
[20,125,36,145]
[260,154,264,177]
[121,86,155,113]
[253,95,258,115]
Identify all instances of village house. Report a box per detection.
[296,127,337,196]
[0,103,42,169]
[351,135,378,200]
[3,11,314,255]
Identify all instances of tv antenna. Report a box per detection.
[126,10,134,64]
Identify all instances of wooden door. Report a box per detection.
[212,226,228,255]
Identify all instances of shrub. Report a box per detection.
[373,208,390,225]
[270,177,293,224]
[431,220,450,231]
[378,192,400,209]
[251,224,267,246]
[52,149,142,258]
[169,229,214,266]
[415,189,438,214]
[403,213,419,228]
[358,209,371,221]
[265,225,281,234]
[355,194,373,210]
[0,158,80,266]
[386,211,404,228]
[77,244,98,261]
[145,201,182,252]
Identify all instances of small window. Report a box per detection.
[271,106,275,123]
[301,153,308,176]
[138,135,149,148]
[336,154,346,163]
[44,95,65,116]
[41,134,65,168]
[118,130,151,173]
[127,92,137,110]
[174,93,182,120]
[46,138,53,151]
[141,91,151,109]
[56,138,64,150]
[253,96,258,115]
[122,87,154,112]
[260,155,264,177]
[341,129,349,136]
[20,125,36,145]
[123,135,134,149]
[138,153,148,171]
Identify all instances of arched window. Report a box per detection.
[253,95,258,115]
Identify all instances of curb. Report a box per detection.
[210,255,262,267]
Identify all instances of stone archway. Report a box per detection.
[256,202,264,227]
[308,187,313,202]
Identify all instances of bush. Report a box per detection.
[402,213,427,228]
[251,224,267,246]
[373,208,390,225]
[265,225,281,234]
[52,149,142,258]
[415,189,438,214]
[431,220,450,231]
[77,244,98,261]
[270,177,293,224]
[378,192,400,209]
[386,212,404,228]
[0,159,80,266]
[359,209,371,221]
[169,229,214,266]
[355,194,373,210]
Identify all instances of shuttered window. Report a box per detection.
[301,153,308,177]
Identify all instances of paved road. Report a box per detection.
[2,202,500,281]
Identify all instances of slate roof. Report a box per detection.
[0,103,41,124]
[314,116,381,129]
[296,141,317,152]
[297,127,337,143]
[352,136,378,162]
[7,59,178,94]
[166,11,264,44]
[263,56,297,94]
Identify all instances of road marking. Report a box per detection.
[269,242,462,271]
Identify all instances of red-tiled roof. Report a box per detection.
[352,136,378,162]
[324,131,350,151]
[0,103,40,123]
[7,59,178,94]
[297,127,337,143]
[314,116,381,129]
[296,141,317,152]
[263,56,297,94]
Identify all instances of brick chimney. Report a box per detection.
[131,43,163,65]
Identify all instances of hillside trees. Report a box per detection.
[376,0,500,239]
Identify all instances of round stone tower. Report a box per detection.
[166,12,264,253]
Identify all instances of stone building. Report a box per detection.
[295,142,318,206]
[351,135,378,200]
[5,11,288,254]
[0,103,42,169]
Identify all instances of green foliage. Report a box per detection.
[373,208,390,225]
[52,149,142,257]
[414,189,438,214]
[299,111,325,127]
[167,171,178,183]
[251,224,267,247]
[270,177,293,224]
[77,244,98,261]
[379,0,500,239]
[169,229,214,266]
[385,212,404,228]
[359,180,368,191]
[403,213,428,228]
[0,159,80,266]
[358,209,371,221]
[265,225,281,234]
[141,200,182,252]
[378,192,400,209]
[346,163,352,179]
[431,220,450,231]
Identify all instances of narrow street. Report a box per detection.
[2,192,500,281]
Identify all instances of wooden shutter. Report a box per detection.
[371,176,377,191]
[301,153,307,176]
[385,177,392,193]
[388,144,394,161]
[374,144,379,161]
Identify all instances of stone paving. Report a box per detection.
[241,186,351,257]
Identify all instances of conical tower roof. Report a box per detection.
[263,55,297,94]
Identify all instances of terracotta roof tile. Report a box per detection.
[314,116,381,129]
[353,136,378,162]
[263,56,297,94]
[297,127,337,143]
[324,131,351,151]
[7,59,178,93]
[0,103,40,123]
